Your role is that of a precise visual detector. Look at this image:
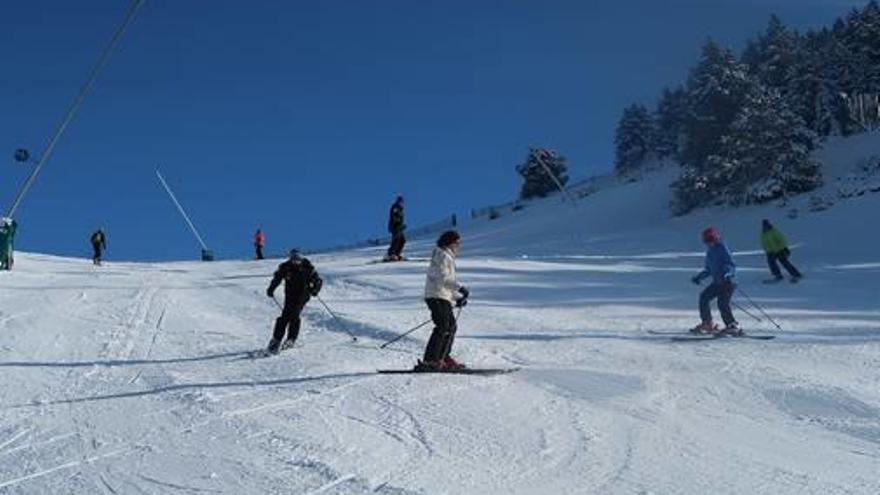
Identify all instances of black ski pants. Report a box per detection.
[699,281,737,326]
[273,300,306,344]
[255,245,264,260]
[387,232,406,258]
[766,249,801,279]
[423,298,457,363]
[92,243,103,264]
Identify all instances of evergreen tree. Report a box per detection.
[818,32,862,135]
[785,30,824,133]
[742,14,798,91]
[614,103,655,175]
[653,86,688,159]
[679,40,754,170]
[674,85,821,213]
[840,1,880,92]
[516,148,569,200]
[719,85,821,203]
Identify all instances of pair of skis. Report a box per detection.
[240,345,520,374]
[377,367,520,376]
[762,277,801,285]
[647,330,775,341]
[241,341,300,359]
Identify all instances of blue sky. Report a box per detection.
[0,0,866,261]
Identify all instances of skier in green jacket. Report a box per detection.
[0,218,17,270]
[761,219,802,283]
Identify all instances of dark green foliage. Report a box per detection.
[742,15,798,91]
[679,40,754,170]
[614,104,655,175]
[674,86,821,214]
[644,4,880,214]
[516,148,569,200]
[653,86,688,160]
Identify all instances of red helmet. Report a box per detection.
[701,227,720,244]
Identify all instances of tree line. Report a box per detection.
[614,2,880,213]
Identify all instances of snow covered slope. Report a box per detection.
[1,135,879,494]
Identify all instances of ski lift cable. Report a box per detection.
[6,0,146,218]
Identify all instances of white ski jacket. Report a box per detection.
[424,246,461,303]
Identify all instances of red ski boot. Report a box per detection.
[690,321,719,335]
[442,356,466,371]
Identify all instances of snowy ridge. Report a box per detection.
[1,135,879,493]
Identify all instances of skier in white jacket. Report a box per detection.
[417,230,469,371]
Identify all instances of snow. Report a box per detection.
[1,136,879,493]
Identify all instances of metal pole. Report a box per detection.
[737,287,783,331]
[379,318,432,349]
[732,300,762,323]
[155,169,209,252]
[6,0,145,218]
[315,294,358,341]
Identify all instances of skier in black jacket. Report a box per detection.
[265,249,323,354]
[385,195,406,261]
[90,229,107,265]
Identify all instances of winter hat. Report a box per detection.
[701,227,720,244]
[289,249,303,260]
[762,219,772,230]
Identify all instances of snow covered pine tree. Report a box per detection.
[516,148,569,200]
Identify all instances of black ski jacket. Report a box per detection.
[388,202,405,235]
[267,258,322,305]
[91,231,106,249]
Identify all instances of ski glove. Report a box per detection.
[691,275,702,285]
[456,298,468,308]
[458,286,470,299]
[266,288,275,298]
[309,277,323,296]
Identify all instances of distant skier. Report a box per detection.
[265,249,323,354]
[0,217,16,271]
[690,227,740,335]
[761,219,802,283]
[90,229,107,265]
[385,195,406,261]
[416,230,469,371]
[254,228,266,260]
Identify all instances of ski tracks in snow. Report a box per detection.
[0,271,170,493]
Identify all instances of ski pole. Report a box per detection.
[737,287,783,330]
[315,294,358,341]
[379,305,463,349]
[379,318,432,349]
[732,300,762,323]
[271,295,283,310]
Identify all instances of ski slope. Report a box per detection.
[2,140,880,494]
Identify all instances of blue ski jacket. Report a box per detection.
[696,242,736,284]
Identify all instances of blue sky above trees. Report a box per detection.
[0,0,866,260]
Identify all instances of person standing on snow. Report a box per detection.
[761,219,802,283]
[417,230,469,371]
[0,218,17,270]
[254,228,266,260]
[90,229,107,265]
[385,195,406,261]
[690,227,740,335]
[265,249,323,354]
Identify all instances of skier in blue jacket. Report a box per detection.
[690,226,740,335]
